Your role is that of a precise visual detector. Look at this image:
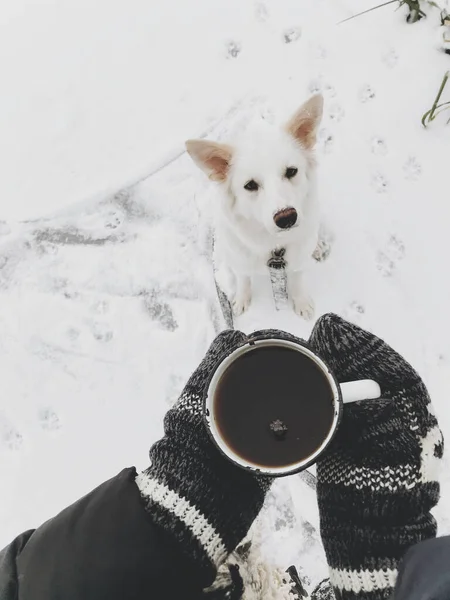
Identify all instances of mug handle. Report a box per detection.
[340,380,381,404]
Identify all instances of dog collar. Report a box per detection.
[267,247,286,269]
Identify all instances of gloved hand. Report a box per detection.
[136,330,271,588]
[309,314,443,600]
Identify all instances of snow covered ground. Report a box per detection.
[1,0,450,589]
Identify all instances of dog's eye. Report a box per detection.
[244,180,259,191]
[285,167,298,179]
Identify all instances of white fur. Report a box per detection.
[206,541,299,600]
[186,96,323,319]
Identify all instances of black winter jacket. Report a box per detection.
[0,468,204,600]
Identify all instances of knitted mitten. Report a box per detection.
[136,330,271,588]
[309,314,443,600]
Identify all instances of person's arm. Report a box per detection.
[14,468,203,600]
[7,331,272,600]
[135,330,270,585]
[0,530,34,600]
[393,535,450,600]
[309,314,443,600]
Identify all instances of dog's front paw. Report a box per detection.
[232,292,252,317]
[231,276,252,316]
[312,238,331,263]
[292,294,315,320]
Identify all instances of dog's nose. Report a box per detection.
[274,208,298,230]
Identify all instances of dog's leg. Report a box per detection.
[287,271,314,320]
[312,222,333,263]
[232,274,252,316]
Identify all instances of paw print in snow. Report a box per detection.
[329,103,345,123]
[308,78,336,98]
[351,301,365,315]
[259,105,275,124]
[390,234,405,257]
[91,299,110,315]
[38,408,62,432]
[308,79,322,95]
[317,128,334,154]
[371,172,389,194]
[403,156,422,180]
[359,84,376,103]
[377,253,395,277]
[382,48,399,69]
[371,136,388,156]
[376,235,405,277]
[104,210,123,230]
[284,27,301,44]
[66,327,80,342]
[0,416,23,451]
[343,301,365,324]
[226,41,241,59]
[91,321,114,342]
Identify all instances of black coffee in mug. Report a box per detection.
[214,346,335,469]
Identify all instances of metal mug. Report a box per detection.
[203,336,381,477]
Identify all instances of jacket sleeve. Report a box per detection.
[0,530,34,600]
[11,468,204,600]
[393,535,450,600]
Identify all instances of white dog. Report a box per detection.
[186,94,323,319]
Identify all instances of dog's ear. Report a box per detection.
[285,94,324,150]
[185,140,233,182]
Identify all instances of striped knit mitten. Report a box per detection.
[135,330,271,589]
[309,314,443,600]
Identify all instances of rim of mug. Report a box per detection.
[202,336,343,477]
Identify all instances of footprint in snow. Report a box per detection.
[328,103,345,123]
[226,41,241,59]
[104,210,123,230]
[308,79,322,95]
[403,156,422,180]
[376,234,405,277]
[371,172,389,194]
[38,407,62,432]
[343,301,365,324]
[283,27,302,44]
[91,321,114,343]
[91,299,110,315]
[317,128,334,154]
[371,136,388,156]
[0,416,23,452]
[359,84,376,103]
[308,78,337,98]
[66,327,80,342]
